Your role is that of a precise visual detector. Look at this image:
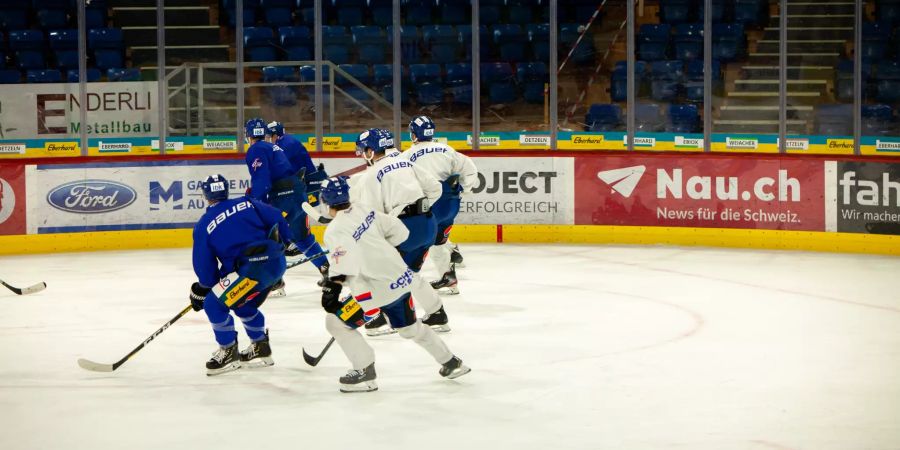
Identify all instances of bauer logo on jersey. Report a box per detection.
[375,161,412,182]
[47,180,137,214]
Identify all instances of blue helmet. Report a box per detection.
[320,176,351,207]
[201,174,229,203]
[245,118,267,139]
[409,115,436,142]
[355,128,395,156]
[265,120,284,137]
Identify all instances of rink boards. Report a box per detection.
[0,153,898,255]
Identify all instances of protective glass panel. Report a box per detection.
[861,0,900,154]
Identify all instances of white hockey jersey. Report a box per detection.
[401,141,478,192]
[352,150,442,216]
[324,205,414,308]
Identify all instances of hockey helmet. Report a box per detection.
[201,174,229,203]
[320,176,351,207]
[409,115,435,142]
[265,121,285,137]
[244,118,267,139]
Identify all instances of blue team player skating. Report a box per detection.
[244,118,329,292]
[189,174,291,376]
[403,116,478,295]
[317,176,470,392]
[351,128,451,336]
[264,121,330,204]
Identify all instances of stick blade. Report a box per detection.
[20,282,47,295]
[77,358,114,372]
[302,348,322,366]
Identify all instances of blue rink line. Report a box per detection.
[37,159,243,170]
[38,223,195,233]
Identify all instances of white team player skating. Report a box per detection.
[317,176,470,392]
[350,128,452,336]
[403,116,478,294]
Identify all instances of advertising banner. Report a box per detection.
[831,161,900,235]
[575,155,825,231]
[0,164,26,235]
[0,81,158,140]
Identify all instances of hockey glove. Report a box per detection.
[190,282,211,312]
[284,242,303,257]
[320,278,343,314]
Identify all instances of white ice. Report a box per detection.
[1,244,899,450]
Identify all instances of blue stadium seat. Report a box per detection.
[336,63,372,107]
[260,0,293,27]
[481,62,516,104]
[815,104,853,135]
[36,2,69,30]
[712,23,746,62]
[878,0,900,25]
[294,0,315,25]
[684,59,722,102]
[834,59,871,103]
[876,61,900,103]
[244,27,277,62]
[668,104,699,133]
[0,69,21,83]
[0,0,28,31]
[507,0,536,24]
[560,23,595,66]
[351,26,386,65]
[410,63,443,105]
[262,65,299,106]
[635,103,664,132]
[424,25,459,64]
[610,60,648,102]
[480,0,503,26]
[335,0,366,26]
[299,64,332,102]
[863,22,891,62]
[223,0,260,27]
[734,0,766,26]
[27,69,61,83]
[85,0,108,29]
[527,23,549,61]
[0,33,5,69]
[370,0,393,26]
[571,0,601,23]
[517,62,547,104]
[372,63,410,104]
[10,30,46,70]
[699,0,730,22]
[862,104,894,136]
[323,25,352,64]
[650,60,683,102]
[49,29,78,71]
[660,0,692,23]
[107,67,141,81]
[88,28,124,70]
[638,24,671,61]
[388,25,421,63]
[438,0,468,25]
[445,62,472,104]
[279,26,312,61]
[673,23,703,60]
[403,0,435,26]
[458,24,489,59]
[66,68,101,82]
[492,24,527,63]
[585,104,622,132]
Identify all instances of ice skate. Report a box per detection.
[316,263,330,287]
[339,362,378,393]
[240,331,274,368]
[422,306,451,333]
[430,266,459,295]
[450,244,465,268]
[439,356,470,379]
[269,279,286,298]
[206,341,241,376]
[364,312,397,336]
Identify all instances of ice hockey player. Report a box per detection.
[317,176,470,392]
[264,121,329,204]
[189,174,291,376]
[244,118,329,291]
[403,116,478,294]
[352,128,452,335]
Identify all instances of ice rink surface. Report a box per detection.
[1,243,899,450]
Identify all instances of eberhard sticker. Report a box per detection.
[570,135,604,145]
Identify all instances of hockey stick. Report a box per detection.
[302,337,335,367]
[77,304,192,372]
[302,201,332,224]
[79,254,324,372]
[0,279,47,296]
[286,250,329,270]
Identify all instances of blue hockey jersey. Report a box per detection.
[276,134,317,176]
[192,196,292,288]
[245,140,296,200]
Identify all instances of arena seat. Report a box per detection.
[862,22,891,62]
[388,25,421,63]
[814,104,854,135]
[403,0,435,26]
[877,0,900,24]
[660,0,692,24]
[527,23,549,61]
[279,26,312,61]
[0,0,28,31]
[107,67,141,82]
[862,104,894,136]
[262,65,298,107]
[223,0,259,28]
[684,59,721,102]
[668,104,699,133]
[673,23,703,60]
[66,68,101,82]
[88,28,124,70]
[49,29,78,71]
[0,69,21,83]
[351,26,385,65]
[481,62,516,104]
[438,0,468,25]
[711,23,746,62]
[634,102,664,132]
[507,0,536,25]
[10,30,46,70]
[492,24,527,62]
[445,62,472,104]
[734,0,766,26]
[334,0,366,26]
[35,0,70,30]
[424,25,459,64]
[410,63,443,105]
[875,61,900,103]
[610,60,647,102]
[26,69,61,83]
[560,23,595,66]
[517,61,547,104]
[458,24,489,59]
[85,0,108,29]
[638,24,670,61]
[260,0,293,27]
[585,103,622,132]
[699,0,730,22]
[650,60,683,102]
[480,0,504,26]
[369,0,392,26]
[323,25,353,64]
[244,27,277,62]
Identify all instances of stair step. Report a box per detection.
[741,65,835,79]
[749,52,840,65]
[110,0,202,6]
[756,40,846,53]
[786,3,855,14]
[769,15,855,27]
[112,7,212,27]
[713,120,807,134]
[732,79,828,93]
[131,45,230,66]
[763,27,853,40]
[122,26,221,46]
[719,105,814,120]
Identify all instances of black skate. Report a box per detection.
[270,279,286,298]
[430,266,459,295]
[450,244,465,268]
[364,312,397,337]
[206,341,241,376]
[439,356,471,379]
[339,362,378,393]
[316,262,330,288]
[240,331,274,368]
[422,306,451,333]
